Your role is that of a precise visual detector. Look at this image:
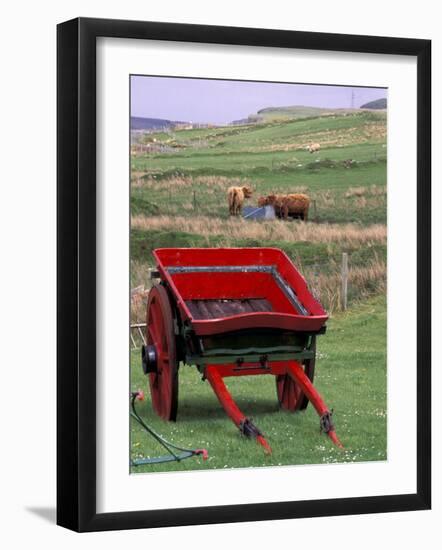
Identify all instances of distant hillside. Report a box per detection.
[230,118,253,126]
[360,98,387,110]
[131,116,185,130]
[257,105,334,120]
[233,105,371,125]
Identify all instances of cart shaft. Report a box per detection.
[205,360,343,452]
[286,361,343,448]
[205,365,272,454]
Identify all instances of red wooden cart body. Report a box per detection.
[153,247,328,336]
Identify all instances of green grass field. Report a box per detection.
[130,295,386,473]
[131,111,387,235]
[130,106,387,471]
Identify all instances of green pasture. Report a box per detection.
[130,295,387,473]
[132,144,386,178]
[131,159,387,225]
[131,110,387,225]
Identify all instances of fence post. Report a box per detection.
[313,260,320,301]
[312,199,318,222]
[341,252,348,311]
[193,190,197,210]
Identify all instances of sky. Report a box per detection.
[130,76,387,124]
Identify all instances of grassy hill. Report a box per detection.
[252,105,335,121]
[253,105,373,121]
[360,98,387,110]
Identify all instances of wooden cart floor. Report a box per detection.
[185,298,273,320]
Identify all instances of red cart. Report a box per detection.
[142,247,342,453]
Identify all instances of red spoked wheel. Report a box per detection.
[145,284,179,421]
[276,336,316,411]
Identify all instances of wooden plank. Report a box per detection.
[229,300,248,314]
[249,298,272,312]
[130,331,137,349]
[234,301,248,314]
[186,298,273,320]
[130,322,147,329]
[197,300,214,319]
[208,301,227,318]
[186,301,201,319]
[204,301,218,317]
[137,326,146,346]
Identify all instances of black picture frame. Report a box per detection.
[57,17,431,532]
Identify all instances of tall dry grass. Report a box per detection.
[345,185,387,198]
[131,214,386,247]
[130,260,152,323]
[130,255,386,321]
[300,256,386,313]
[131,174,253,192]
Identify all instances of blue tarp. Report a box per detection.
[242,205,276,220]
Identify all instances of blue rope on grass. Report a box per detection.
[130,392,208,466]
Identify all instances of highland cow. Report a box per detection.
[227,185,253,216]
[258,193,310,221]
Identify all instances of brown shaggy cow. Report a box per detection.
[258,193,310,220]
[307,142,321,153]
[227,185,253,216]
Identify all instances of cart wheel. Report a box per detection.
[145,284,179,421]
[276,336,316,411]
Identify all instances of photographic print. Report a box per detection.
[57,18,430,530]
[129,75,388,474]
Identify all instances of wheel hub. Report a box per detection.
[141,344,157,374]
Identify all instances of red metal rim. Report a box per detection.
[276,374,304,411]
[276,337,316,411]
[146,284,179,421]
